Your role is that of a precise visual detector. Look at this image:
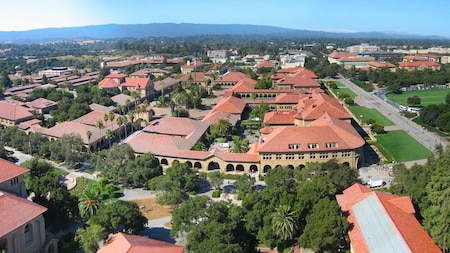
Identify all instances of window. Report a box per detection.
[262,154,272,160]
[25,224,33,245]
[288,144,301,150]
[276,154,282,160]
[332,152,338,158]
[298,154,305,159]
[310,153,316,159]
[308,143,319,149]
[286,153,295,160]
[319,152,329,159]
[326,142,338,148]
[342,151,351,157]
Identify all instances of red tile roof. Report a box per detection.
[122,77,151,89]
[202,110,240,126]
[97,232,184,253]
[231,78,257,93]
[328,51,358,59]
[263,110,296,125]
[179,72,206,83]
[277,75,321,89]
[210,96,247,115]
[0,101,34,121]
[295,93,351,121]
[336,184,441,253]
[257,60,274,68]
[143,117,208,138]
[0,158,28,183]
[26,97,58,109]
[399,61,440,67]
[0,191,47,237]
[99,78,120,89]
[38,122,102,144]
[215,71,248,83]
[290,68,318,79]
[257,114,364,153]
[153,77,180,91]
[72,111,121,129]
[368,61,396,68]
[214,149,260,163]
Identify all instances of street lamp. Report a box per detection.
[360,115,363,124]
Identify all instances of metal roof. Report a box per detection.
[352,195,410,253]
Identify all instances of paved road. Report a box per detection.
[336,75,447,152]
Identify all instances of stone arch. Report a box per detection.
[226,164,234,172]
[185,161,193,168]
[194,162,202,169]
[161,158,169,165]
[208,161,220,171]
[343,162,350,167]
[250,165,258,173]
[275,164,283,169]
[236,164,244,172]
[0,238,7,252]
[287,164,294,169]
[263,165,271,173]
[298,164,306,169]
[172,160,180,166]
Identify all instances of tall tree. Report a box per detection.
[78,189,102,220]
[76,222,107,253]
[272,205,297,252]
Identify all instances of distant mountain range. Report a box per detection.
[0,23,447,43]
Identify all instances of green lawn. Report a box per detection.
[386,89,450,106]
[348,106,394,126]
[334,81,345,87]
[376,130,433,162]
[332,87,357,99]
[20,160,69,175]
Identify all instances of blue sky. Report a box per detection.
[1,0,449,37]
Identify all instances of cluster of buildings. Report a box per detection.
[328,43,444,71]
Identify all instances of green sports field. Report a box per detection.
[332,87,357,99]
[376,130,433,162]
[386,89,450,106]
[348,106,394,126]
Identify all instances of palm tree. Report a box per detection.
[78,189,102,220]
[125,98,131,111]
[272,205,297,252]
[108,111,115,134]
[127,110,135,133]
[131,90,140,107]
[96,120,104,148]
[251,93,257,107]
[116,116,124,140]
[86,130,92,153]
[105,129,113,148]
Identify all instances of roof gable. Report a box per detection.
[98,232,184,253]
[0,158,28,183]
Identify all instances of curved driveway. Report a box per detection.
[335,75,448,151]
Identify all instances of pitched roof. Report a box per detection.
[105,73,128,78]
[72,111,121,129]
[257,60,274,68]
[263,110,296,125]
[290,68,318,79]
[26,97,58,109]
[339,57,374,62]
[0,191,47,237]
[179,72,206,82]
[399,61,440,67]
[336,184,441,253]
[202,110,240,126]
[143,117,208,138]
[97,232,184,253]
[0,158,28,183]
[257,114,365,153]
[368,61,396,68]
[122,77,151,89]
[328,51,358,59]
[210,96,247,115]
[89,103,116,112]
[0,101,34,121]
[38,122,102,144]
[99,78,120,89]
[231,77,257,93]
[111,94,132,106]
[295,93,351,121]
[277,75,321,89]
[153,77,181,91]
[215,71,248,83]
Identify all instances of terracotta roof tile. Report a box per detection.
[0,101,34,121]
[295,93,351,121]
[215,71,248,83]
[258,114,364,153]
[179,72,206,82]
[257,60,274,68]
[98,232,184,253]
[99,78,120,89]
[0,158,28,183]
[0,191,47,237]
[368,61,396,68]
[26,98,58,109]
[122,77,151,89]
[263,110,296,125]
[202,110,240,126]
[210,96,247,115]
[277,75,321,89]
[328,51,358,59]
[399,61,440,67]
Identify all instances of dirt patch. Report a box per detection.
[131,198,173,220]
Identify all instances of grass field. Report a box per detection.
[348,106,394,126]
[332,87,357,99]
[386,89,450,106]
[376,130,433,162]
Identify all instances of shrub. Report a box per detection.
[211,190,220,198]
[237,192,245,200]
